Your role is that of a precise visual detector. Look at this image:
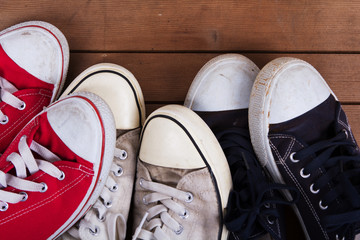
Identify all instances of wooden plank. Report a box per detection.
[145,104,360,144]
[67,53,360,103]
[2,1,360,51]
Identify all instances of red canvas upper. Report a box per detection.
[0,107,100,240]
[0,44,54,153]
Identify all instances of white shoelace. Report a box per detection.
[0,76,25,124]
[0,135,62,211]
[132,179,194,240]
[65,147,128,240]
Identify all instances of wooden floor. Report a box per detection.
[2,1,360,239]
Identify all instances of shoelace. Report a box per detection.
[132,178,194,240]
[65,148,128,240]
[0,76,25,124]
[217,128,299,240]
[0,135,62,211]
[291,128,360,239]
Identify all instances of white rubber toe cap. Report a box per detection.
[185,54,259,111]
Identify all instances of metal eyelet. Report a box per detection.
[185,192,194,203]
[264,203,271,208]
[18,101,26,110]
[139,178,145,187]
[1,115,9,125]
[88,226,100,236]
[119,150,127,160]
[0,202,8,211]
[110,184,118,192]
[58,171,65,181]
[319,200,328,210]
[310,184,319,194]
[142,196,148,205]
[342,129,349,139]
[19,192,28,201]
[105,200,112,208]
[289,152,299,163]
[300,168,310,178]
[40,182,48,192]
[336,234,345,240]
[266,215,275,225]
[97,213,106,222]
[113,165,123,177]
[174,224,184,235]
[179,209,189,219]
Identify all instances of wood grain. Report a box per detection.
[67,53,360,103]
[2,1,360,51]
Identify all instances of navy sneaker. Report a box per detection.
[249,57,360,240]
[185,54,298,240]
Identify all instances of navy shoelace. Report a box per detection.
[293,128,360,238]
[217,128,299,240]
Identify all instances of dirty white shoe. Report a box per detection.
[132,105,232,240]
[59,63,145,240]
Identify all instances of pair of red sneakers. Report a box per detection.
[0,21,123,239]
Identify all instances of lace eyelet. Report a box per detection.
[300,168,310,178]
[105,200,112,208]
[58,171,65,181]
[289,152,299,163]
[18,101,26,110]
[139,178,145,187]
[0,202,8,211]
[174,224,184,235]
[110,184,118,192]
[319,200,328,210]
[179,209,189,219]
[19,192,28,201]
[40,182,48,192]
[266,215,275,225]
[342,129,349,139]
[113,165,123,177]
[185,192,194,203]
[119,150,127,160]
[336,234,345,240]
[310,184,319,194]
[264,203,271,208]
[97,213,106,222]
[88,226,100,236]
[1,115,9,125]
[142,196,149,205]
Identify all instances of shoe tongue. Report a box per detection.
[143,161,194,188]
[196,108,248,131]
[269,95,338,145]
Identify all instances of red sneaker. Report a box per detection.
[0,92,116,240]
[0,21,69,153]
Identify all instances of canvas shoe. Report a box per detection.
[249,57,360,240]
[58,63,145,240]
[132,105,232,240]
[0,92,115,240]
[184,54,299,240]
[0,21,69,153]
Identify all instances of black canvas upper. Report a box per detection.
[269,95,360,240]
[197,109,298,240]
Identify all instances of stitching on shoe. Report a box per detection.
[269,138,329,239]
[0,94,49,142]
[0,173,88,224]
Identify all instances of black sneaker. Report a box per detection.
[185,54,298,240]
[249,57,360,240]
